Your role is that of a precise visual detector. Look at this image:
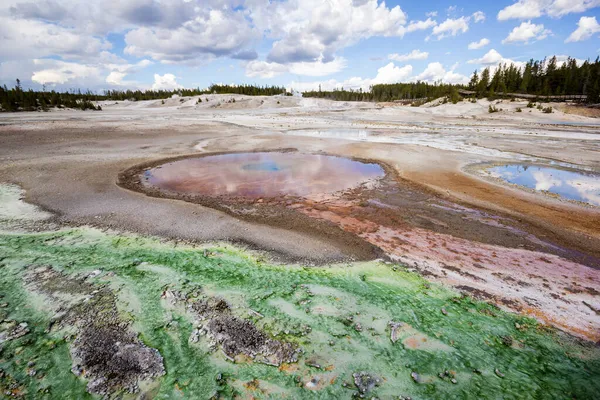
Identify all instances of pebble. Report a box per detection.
[410,372,420,383]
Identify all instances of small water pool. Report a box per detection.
[488,164,600,206]
[144,152,385,199]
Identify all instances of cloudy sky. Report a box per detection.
[0,0,598,92]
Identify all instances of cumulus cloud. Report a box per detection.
[497,0,600,20]
[288,62,413,92]
[31,59,102,85]
[388,50,429,62]
[472,11,486,23]
[415,62,469,84]
[565,16,600,42]
[468,38,490,49]
[20,57,152,89]
[405,18,438,33]
[244,57,347,78]
[287,60,469,92]
[244,60,289,79]
[0,16,111,62]
[151,73,182,90]
[262,0,435,64]
[124,9,258,64]
[502,21,551,43]
[467,49,526,74]
[429,16,470,40]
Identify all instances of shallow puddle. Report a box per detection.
[488,164,600,206]
[145,152,384,199]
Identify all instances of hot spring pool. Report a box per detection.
[143,152,385,199]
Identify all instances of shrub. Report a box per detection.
[542,106,553,113]
[537,104,543,110]
[516,107,522,112]
[527,102,535,108]
[488,105,499,113]
[197,98,202,104]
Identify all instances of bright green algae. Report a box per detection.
[0,228,599,399]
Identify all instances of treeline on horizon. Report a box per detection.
[0,83,288,112]
[303,56,600,104]
[2,56,598,112]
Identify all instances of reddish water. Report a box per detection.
[145,152,384,199]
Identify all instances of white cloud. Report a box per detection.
[406,18,438,32]
[502,21,551,43]
[553,55,585,66]
[287,60,471,92]
[31,59,101,85]
[244,57,347,78]
[124,9,258,64]
[372,62,414,84]
[104,59,153,86]
[430,16,469,40]
[263,0,410,63]
[24,57,153,89]
[415,62,469,84]
[497,0,600,20]
[388,50,429,62]
[288,57,347,76]
[288,62,413,92]
[244,60,288,79]
[467,49,526,75]
[151,73,182,90]
[472,11,486,23]
[0,16,111,62]
[468,49,505,65]
[565,16,600,42]
[426,11,438,18]
[468,38,490,49]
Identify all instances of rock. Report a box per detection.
[410,372,421,383]
[495,368,505,378]
[500,335,513,346]
[305,376,320,389]
[451,378,457,384]
[353,372,381,394]
[354,323,363,332]
[441,308,448,316]
[389,321,404,343]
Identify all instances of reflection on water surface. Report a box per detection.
[489,164,600,206]
[145,152,384,199]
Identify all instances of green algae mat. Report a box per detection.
[1,228,599,399]
[0,184,599,399]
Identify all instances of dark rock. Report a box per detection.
[353,372,381,394]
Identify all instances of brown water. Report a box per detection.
[144,152,385,199]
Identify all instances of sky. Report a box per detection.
[0,0,599,93]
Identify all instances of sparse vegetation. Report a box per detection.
[488,105,500,113]
[527,102,535,108]
[543,106,553,113]
[0,80,102,112]
[0,82,289,112]
[516,107,522,112]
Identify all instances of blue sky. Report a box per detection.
[0,0,598,92]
